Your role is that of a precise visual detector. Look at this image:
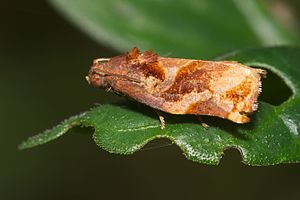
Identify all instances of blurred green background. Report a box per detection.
[1,1,300,200]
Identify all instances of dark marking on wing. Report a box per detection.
[161,61,227,101]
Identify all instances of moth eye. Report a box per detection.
[88,73,106,87]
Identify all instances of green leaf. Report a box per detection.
[48,0,298,58]
[20,47,300,166]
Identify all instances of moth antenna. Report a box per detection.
[93,58,110,64]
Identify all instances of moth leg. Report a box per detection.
[227,110,250,123]
[154,110,165,130]
[196,116,209,129]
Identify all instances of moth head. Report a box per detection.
[86,47,161,88]
[86,58,112,87]
[86,51,140,88]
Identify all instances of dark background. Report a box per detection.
[1,1,299,200]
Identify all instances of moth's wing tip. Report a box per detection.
[256,68,267,77]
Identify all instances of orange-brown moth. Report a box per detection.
[86,47,266,129]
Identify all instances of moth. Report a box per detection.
[86,47,266,129]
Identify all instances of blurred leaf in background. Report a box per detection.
[49,0,300,58]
